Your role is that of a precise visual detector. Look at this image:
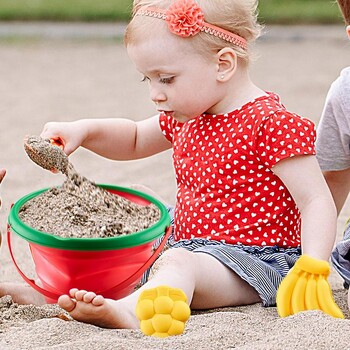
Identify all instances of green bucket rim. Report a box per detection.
[8,184,171,251]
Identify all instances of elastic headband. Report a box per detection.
[135,0,247,51]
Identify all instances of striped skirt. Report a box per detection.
[332,220,350,289]
[142,207,301,307]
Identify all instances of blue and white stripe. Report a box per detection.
[332,220,350,289]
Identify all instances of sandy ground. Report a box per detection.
[1,24,350,349]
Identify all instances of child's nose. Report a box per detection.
[150,87,166,105]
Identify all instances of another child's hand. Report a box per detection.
[40,121,86,156]
[0,168,4,246]
[276,254,344,319]
[0,168,5,208]
[0,168,5,184]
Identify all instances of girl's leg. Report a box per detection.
[185,251,261,309]
[58,247,261,329]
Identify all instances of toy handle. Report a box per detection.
[7,226,59,301]
[7,225,172,302]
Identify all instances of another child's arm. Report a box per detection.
[40,115,172,160]
[323,168,350,215]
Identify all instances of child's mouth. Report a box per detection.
[160,110,174,118]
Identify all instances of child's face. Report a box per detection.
[127,29,224,123]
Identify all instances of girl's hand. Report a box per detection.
[40,121,87,156]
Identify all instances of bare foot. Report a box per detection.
[0,282,46,305]
[58,288,139,329]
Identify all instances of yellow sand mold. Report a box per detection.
[135,285,191,337]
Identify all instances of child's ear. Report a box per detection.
[347,25,350,39]
[216,48,237,82]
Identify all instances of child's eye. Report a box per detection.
[141,76,150,82]
[159,77,174,84]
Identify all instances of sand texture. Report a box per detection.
[18,166,160,238]
[1,24,350,349]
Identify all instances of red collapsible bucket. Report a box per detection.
[7,184,171,303]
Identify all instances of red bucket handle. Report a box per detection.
[7,225,172,302]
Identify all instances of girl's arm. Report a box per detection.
[323,168,350,215]
[41,114,172,160]
[272,155,337,261]
[274,155,344,319]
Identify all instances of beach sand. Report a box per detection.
[1,24,350,349]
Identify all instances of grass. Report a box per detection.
[0,0,133,22]
[258,0,343,24]
[0,0,344,24]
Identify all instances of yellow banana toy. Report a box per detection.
[290,271,308,314]
[276,267,300,317]
[135,285,191,337]
[316,276,344,319]
[304,275,320,310]
[276,255,344,319]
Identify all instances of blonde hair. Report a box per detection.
[124,0,262,63]
[337,0,350,25]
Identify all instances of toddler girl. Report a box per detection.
[4,0,343,337]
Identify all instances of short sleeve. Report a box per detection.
[256,111,316,168]
[159,114,176,143]
[316,70,350,171]
[159,113,184,143]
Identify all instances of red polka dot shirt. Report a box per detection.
[159,93,316,248]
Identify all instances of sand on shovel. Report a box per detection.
[20,135,161,238]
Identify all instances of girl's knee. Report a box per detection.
[154,248,194,270]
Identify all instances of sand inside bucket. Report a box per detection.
[19,136,161,238]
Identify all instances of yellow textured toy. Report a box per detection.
[135,285,191,337]
[276,254,344,319]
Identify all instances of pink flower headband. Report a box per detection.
[135,0,247,51]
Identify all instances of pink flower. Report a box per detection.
[166,0,204,37]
